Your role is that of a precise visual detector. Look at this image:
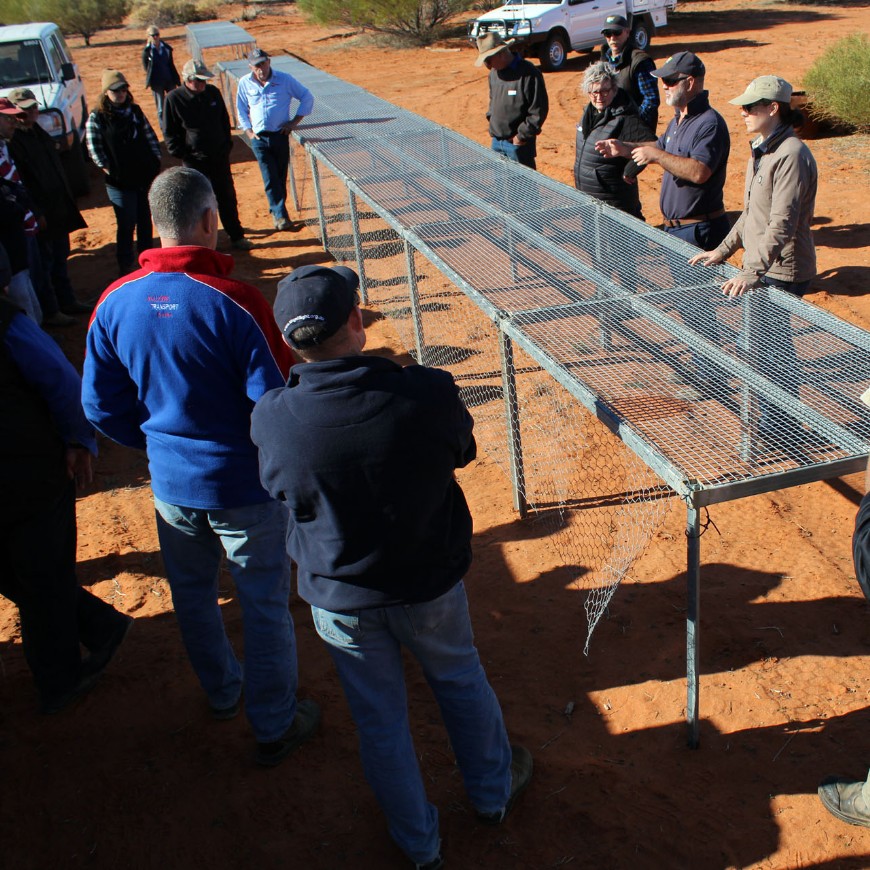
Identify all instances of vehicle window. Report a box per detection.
[55,31,73,63]
[48,35,65,72]
[0,39,51,87]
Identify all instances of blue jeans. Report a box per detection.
[311,581,511,865]
[491,136,536,170]
[250,132,290,220]
[153,496,297,742]
[105,184,154,274]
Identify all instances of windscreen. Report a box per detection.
[0,39,52,87]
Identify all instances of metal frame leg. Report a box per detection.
[404,240,426,365]
[309,150,328,250]
[348,190,368,304]
[500,329,528,517]
[686,497,701,748]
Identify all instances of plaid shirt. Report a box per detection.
[85,104,161,171]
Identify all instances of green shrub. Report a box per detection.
[804,33,870,130]
[0,0,130,45]
[129,0,217,28]
[298,0,474,46]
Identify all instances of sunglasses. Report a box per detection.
[742,99,772,113]
[602,29,624,37]
[661,74,688,87]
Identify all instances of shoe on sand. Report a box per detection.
[256,698,320,766]
[819,776,870,827]
[476,744,533,825]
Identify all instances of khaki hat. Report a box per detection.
[146,25,160,37]
[101,69,129,92]
[182,59,214,80]
[729,75,792,106]
[475,33,514,67]
[8,87,38,109]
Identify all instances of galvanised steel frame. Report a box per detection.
[220,55,870,747]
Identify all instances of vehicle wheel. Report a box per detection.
[539,31,569,72]
[632,21,651,51]
[61,129,90,197]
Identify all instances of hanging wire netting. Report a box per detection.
[218,56,870,651]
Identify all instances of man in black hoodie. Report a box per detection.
[163,60,252,250]
[251,265,532,870]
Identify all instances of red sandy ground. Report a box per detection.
[2,1,870,867]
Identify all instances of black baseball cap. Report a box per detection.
[602,15,629,33]
[651,51,705,79]
[274,265,360,349]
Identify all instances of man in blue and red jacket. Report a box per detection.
[82,166,319,766]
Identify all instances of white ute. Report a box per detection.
[0,22,90,194]
[468,0,678,72]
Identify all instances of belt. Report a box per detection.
[663,208,726,228]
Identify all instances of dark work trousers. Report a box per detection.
[105,183,154,275]
[250,131,291,221]
[38,229,76,310]
[0,480,127,705]
[25,233,60,318]
[185,157,244,241]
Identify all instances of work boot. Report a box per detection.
[255,698,321,766]
[476,744,533,825]
[819,775,870,827]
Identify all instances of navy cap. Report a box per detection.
[602,15,629,32]
[274,265,360,349]
[652,51,705,79]
[247,47,270,65]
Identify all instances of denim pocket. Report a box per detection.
[312,607,361,647]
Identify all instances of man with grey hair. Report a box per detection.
[82,166,320,766]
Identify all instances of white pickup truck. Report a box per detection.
[0,22,90,194]
[468,0,678,71]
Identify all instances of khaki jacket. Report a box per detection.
[715,125,817,286]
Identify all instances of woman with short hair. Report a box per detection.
[573,61,656,219]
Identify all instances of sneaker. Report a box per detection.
[255,698,321,767]
[231,236,254,251]
[819,776,870,827]
[42,311,77,327]
[476,745,533,825]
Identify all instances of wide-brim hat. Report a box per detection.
[729,75,792,105]
[475,32,514,67]
[274,265,360,349]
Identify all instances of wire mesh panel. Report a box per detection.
[251,57,870,651]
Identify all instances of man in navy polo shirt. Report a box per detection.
[596,50,730,249]
[251,265,532,870]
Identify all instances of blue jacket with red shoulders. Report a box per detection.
[83,245,293,510]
